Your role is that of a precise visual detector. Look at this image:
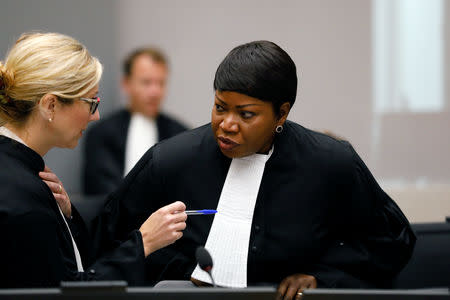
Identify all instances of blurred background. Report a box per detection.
[0,0,448,222]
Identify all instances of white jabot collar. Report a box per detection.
[124,113,158,176]
[191,146,273,287]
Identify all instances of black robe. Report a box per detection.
[0,136,146,288]
[82,109,188,195]
[94,120,416,288]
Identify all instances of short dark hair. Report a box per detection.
[213,41,297,114]
[123,47,168,77]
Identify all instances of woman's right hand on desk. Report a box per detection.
[139,201,187,257]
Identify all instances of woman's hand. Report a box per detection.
[277,273,317,300]
[139,201,187,257]
[39,165,71,218]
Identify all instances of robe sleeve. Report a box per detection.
[307,142,416,288]
[67,205,147,285]
[1,202,145,287]
[88,146,167,284]
[88,144,199,285]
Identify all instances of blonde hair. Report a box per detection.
[0,32,103,125]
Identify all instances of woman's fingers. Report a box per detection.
[139,201,187,257]
[172,211,188,223]
[163,201,186,214]
[277,274,317,300]
[284,284,299,300]
[39,170,59,183]
[277,277,289,300]
[41,179,60,193]
[39,168,71,217]
[172,220,187,231]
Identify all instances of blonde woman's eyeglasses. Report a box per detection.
[80,97,100,114]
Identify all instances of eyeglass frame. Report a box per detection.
[79,97,100,114]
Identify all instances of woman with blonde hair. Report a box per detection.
[0,32,187,288]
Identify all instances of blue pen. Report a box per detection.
[185,209,217,216]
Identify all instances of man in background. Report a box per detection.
[83,48,188,195]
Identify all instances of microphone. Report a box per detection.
[195,246,216,287]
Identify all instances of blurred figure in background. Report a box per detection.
[83,47,188,195]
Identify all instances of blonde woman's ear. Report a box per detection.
[38,94,58,121]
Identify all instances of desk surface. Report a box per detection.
[0,287,449,300]
[303,288,450,300]
[0,286,277,300]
